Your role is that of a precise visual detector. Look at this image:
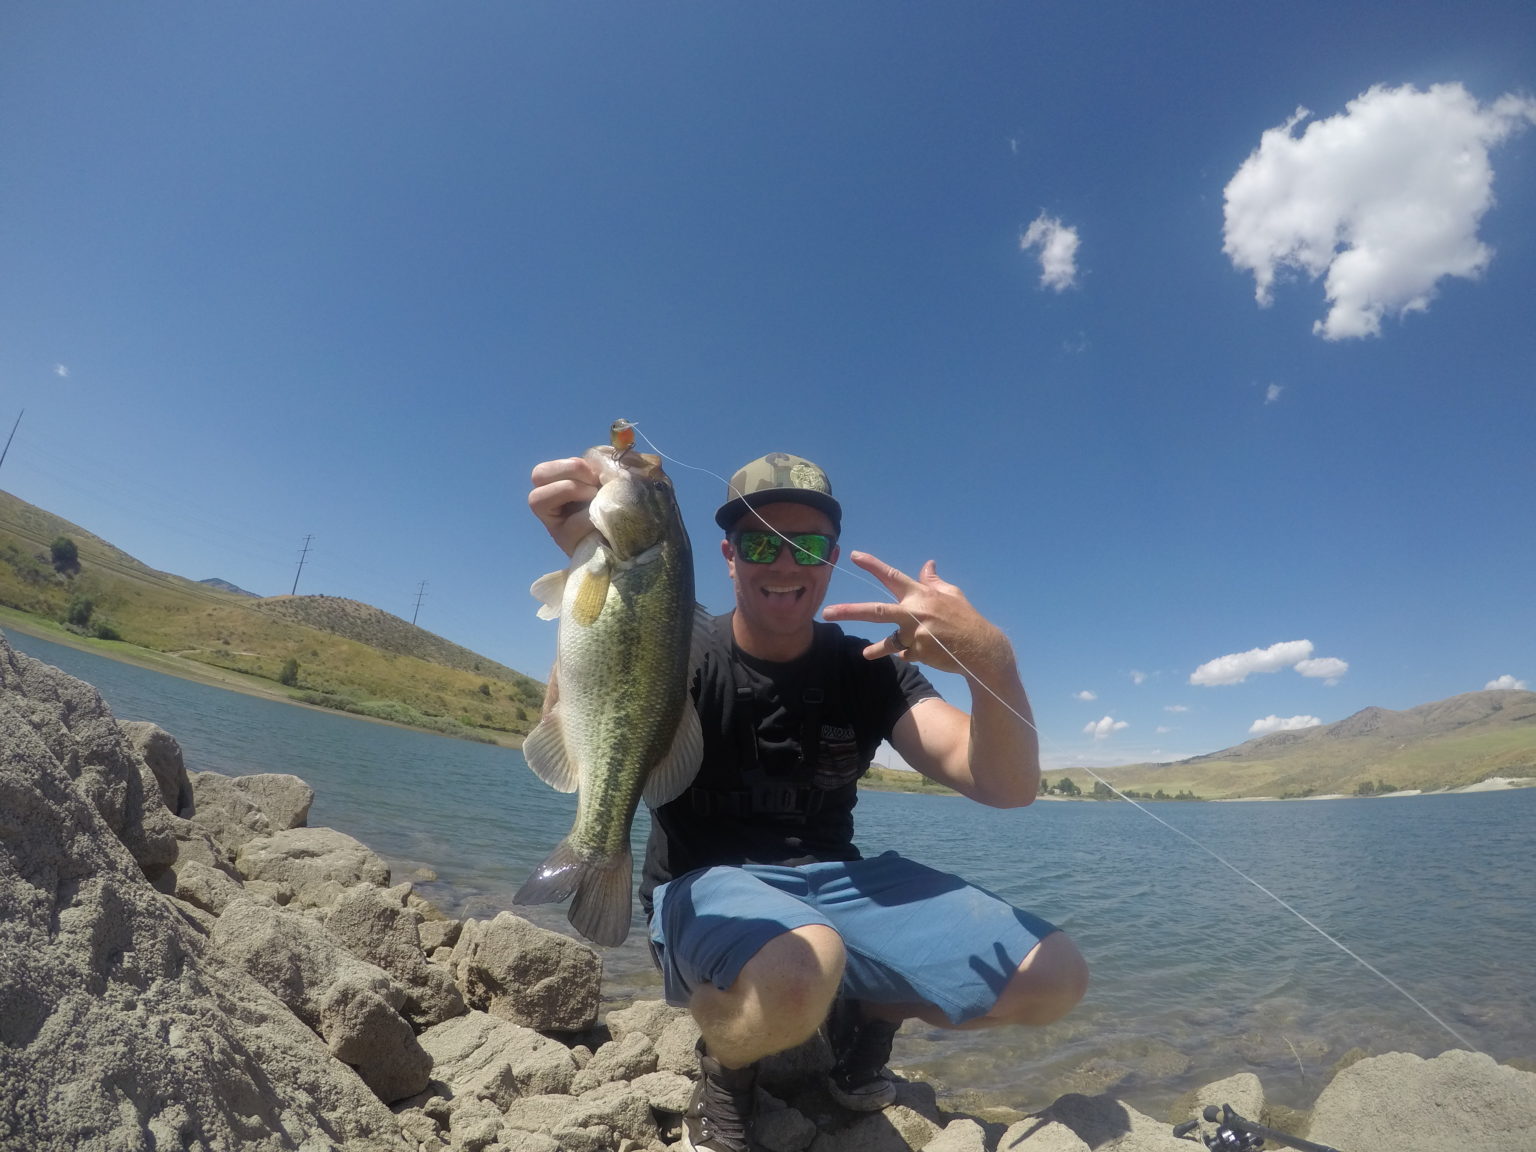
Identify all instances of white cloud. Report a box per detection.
[1295,656,1349,685]
[1191,640,1315,686]
[1249,714,1323,735]
[1020,212,1080,291]
[1223,83,1536,340]
[1130,670,1147,685]
[1164,704,1189,713]
[1084,715,1129,740]
[1485,674,1528,690]
[1074,690,1098,701]
[53,363,69,378]
[1155,725,1173,734]
[1264,383,1284,404]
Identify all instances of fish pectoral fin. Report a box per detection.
[643,697,704,808]
[570,565,611,627]
[523,707,580,793]
[530,569,568,621]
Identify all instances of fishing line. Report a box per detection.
[627,422,1483,1055]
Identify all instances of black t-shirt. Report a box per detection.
[639,612,940,916]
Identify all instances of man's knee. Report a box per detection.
[989,930,1088,1027]
[736,923,847,1018]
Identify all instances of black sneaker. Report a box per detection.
[681,1041,758,1152]
[825,997,899,1111]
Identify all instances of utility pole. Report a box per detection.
[0,409,22,476]
[411,580,428,625]
[291,535,314,595]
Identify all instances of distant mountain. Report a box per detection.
[1046,690,1536,799]
[200,577,261,598]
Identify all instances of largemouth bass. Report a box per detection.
[516,438,702,946]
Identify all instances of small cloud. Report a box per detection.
[1084,715,1129,740]
[1296,656,1349,685]
[1155,725,1173,734]
[1485,674,1528,690]
[1249,714,1323,735]
[1223,83,1536,340]
[54,363,69,378]
[1074,690,1098,702]
[1164,704,1189,713]
[1020,212,1080,291]
[1264,383,1284,404]
[1130,670,1147,686]
[1191,640,1314,686]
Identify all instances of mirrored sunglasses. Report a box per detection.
[735,531,836,566]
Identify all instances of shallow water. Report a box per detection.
[11,629,1534,1118]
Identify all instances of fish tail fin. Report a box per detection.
[514,839,635,948]
[569,849,635,947]
[514,838,586,906]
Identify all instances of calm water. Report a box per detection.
[10,629,1534,1118]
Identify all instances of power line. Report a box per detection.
[0,411,22,475]
[412,580,428,625]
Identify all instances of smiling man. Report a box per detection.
[528,451,1087,1152]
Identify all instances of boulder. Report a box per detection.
[1307,1049,1536,1152]
[326,883,466,1027]
[571,1031,658,1093]
[235,825,391,908]
[0,632,411,1150]
[211,898,431,1103]
[416,1011,578,1109]
[119,720,193,814]
[999,1093,1188,1151]
[449,911,602,1032]
[922,1118,989,1152]
[189,770,315,856]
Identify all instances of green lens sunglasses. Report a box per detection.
[734,530,836,566]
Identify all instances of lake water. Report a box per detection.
[9,628,1535,1119]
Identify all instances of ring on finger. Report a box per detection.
[889,627,912,651]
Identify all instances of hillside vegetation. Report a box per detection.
[0,489,545,743]
[1045,690,1536,799]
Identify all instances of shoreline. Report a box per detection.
[0,607,527,750]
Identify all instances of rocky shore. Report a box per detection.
[3,630,1533,1152]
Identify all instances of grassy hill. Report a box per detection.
[1045,690,1536,799]
[0,488,546,743]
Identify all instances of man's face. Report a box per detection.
[722,501,840,646]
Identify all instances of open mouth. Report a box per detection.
[762,585,806,602]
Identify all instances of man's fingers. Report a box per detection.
[822,599,902,626]
[848,550,921,595]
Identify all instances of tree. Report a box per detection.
[1057,776,1081,796]
[278,658,300,687]
[50,535,80,575]
[1093,780,1113,798]
[66,596,94,627]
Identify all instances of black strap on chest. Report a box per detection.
[690,629,832,819]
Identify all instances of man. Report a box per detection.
[528,451,1087,1152]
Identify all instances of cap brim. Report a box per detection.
[715,489,842,533]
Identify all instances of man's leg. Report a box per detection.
[688,923,846,1067]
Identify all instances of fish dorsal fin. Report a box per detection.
[530,569,568,621]
[689,602,714,669]
[523,700,580,793]
[643,697,704,807]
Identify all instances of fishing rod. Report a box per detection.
[1173,1103,1344,1152]
[627,421,1483,1058]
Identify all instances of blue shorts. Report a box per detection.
[648,851,1059,1026]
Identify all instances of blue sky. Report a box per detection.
[3,2,1533,770]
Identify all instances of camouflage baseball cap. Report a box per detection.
[714,452,842,533]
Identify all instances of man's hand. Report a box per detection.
[821,551,1015,680]
[529,456,602,558]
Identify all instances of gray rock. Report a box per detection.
[169,816,241,879]
[327,883,467,1027]
[811,1096,942,1152]
[172,858,252,915]
[418,916,462,953]
[1000,1093,1188,1151]
[607,998,689,1044]
[449,911,602,1032]
[654,1013,704,1075]
[630,1069,694,1113]
[571,1031,658,1093]
[190,770,316,856]
[0,631,411,1150]
[1180,1072,1263,1144]
[756,1097,817,1152]
[921,1118,988,1152]
[416,1011,577,1108]
[120,719,193,814]
[235,825,391,907]
[211,898,431,1103]
[1307,1049,1536,1152]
